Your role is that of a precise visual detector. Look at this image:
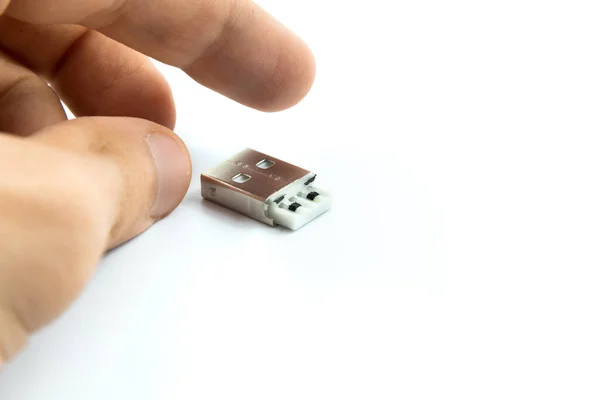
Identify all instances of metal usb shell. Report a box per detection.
[200,149,331,230]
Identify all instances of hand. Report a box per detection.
[0,0,315,365]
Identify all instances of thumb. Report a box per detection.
[30,117,192,247]
[0,117,191,364]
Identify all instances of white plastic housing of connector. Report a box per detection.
[266,173,332,230]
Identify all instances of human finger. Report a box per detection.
[0,49,65,135]
[3,0,316,111]
[0,17,176,128]
[0,116,191,363]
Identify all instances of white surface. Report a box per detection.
[2,0,600,398]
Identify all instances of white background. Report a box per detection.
[1,0,600,398]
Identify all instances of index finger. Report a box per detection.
[2,0,316,111]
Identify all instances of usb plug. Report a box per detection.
[201,149,331,230]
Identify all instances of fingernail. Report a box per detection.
[146,133,191,219]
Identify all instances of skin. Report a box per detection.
[0,0,316,365]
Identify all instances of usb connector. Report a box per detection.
[201,149,331,230]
